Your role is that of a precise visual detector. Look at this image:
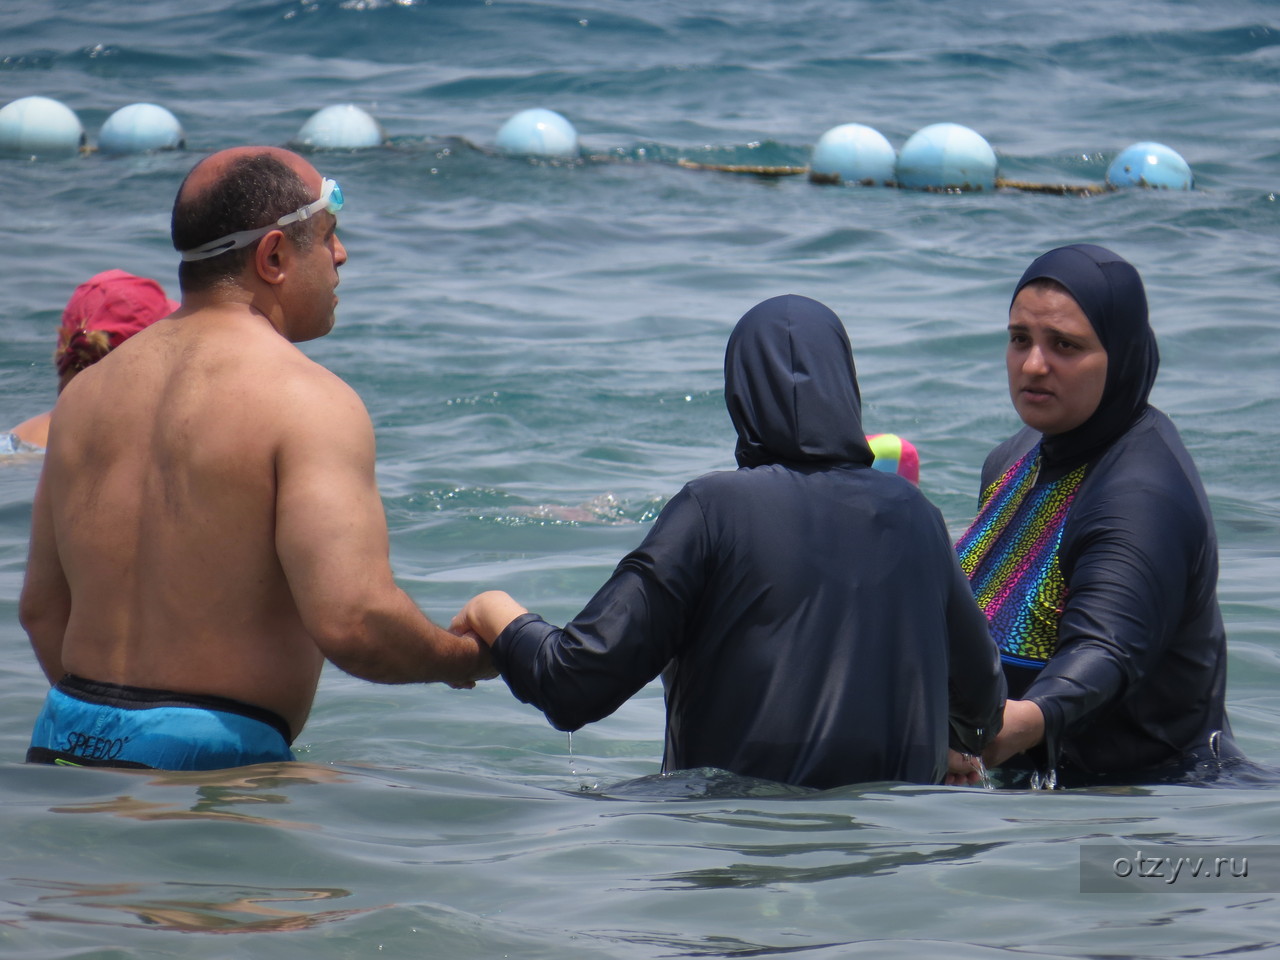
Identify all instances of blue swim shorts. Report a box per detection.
[27,675,296,771]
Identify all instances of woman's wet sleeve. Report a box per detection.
[1022,482,1201,748]
[491,486,711,732]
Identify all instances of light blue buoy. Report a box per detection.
[495,108,579,159]
[1106,141,1193,190]
[97,103,184,154]
[809,123,896,185]
[0,96,85,158]
[896,122,997,191]
[295,104,385,150]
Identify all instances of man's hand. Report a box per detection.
[981,699,1045,768]
[444,629,498,689]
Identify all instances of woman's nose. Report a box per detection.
[1022,343,1050,375]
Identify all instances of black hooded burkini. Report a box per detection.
[966,244,1240,785]
[492,295,1005,789]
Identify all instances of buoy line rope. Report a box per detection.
[1,99,1195,192]
[671,158,1115,194]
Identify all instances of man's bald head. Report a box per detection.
[171,147,321,294]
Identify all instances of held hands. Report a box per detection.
[944,749,985,786]
[450,590,529,647]
[443,590,527,689]
[443,591,525,689]
[981,699,1046,769]
[946,699,1046,785]
[444,632,498,689]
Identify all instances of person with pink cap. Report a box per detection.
[4,269,178,451]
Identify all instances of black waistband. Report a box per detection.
[26,746,154,769]
[56,674,294,745]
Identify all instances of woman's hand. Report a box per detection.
[981,699,1046,768]
[450,590,529,645]
[944,749,986,786]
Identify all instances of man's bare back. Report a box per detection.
[20,147,489,768]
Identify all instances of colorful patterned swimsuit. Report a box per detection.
[955,444,1088,670]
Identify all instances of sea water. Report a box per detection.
[1,1,1279,956]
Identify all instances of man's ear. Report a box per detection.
[254,229,289,286]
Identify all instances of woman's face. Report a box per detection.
[1006,283,1108,436]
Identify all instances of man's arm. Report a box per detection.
[273,370,491,686]
[19,468,71,683]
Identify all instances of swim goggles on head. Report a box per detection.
[180,177,344,262]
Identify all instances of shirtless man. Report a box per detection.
[19,146,490,771]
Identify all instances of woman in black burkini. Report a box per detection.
[956,244,1244,787]
[457,294,1005,790]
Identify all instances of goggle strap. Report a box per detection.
[177,177,340,262]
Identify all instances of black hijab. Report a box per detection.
[1011,244,1160,467]
[724,294,875,469]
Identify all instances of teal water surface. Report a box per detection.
[2,1,1279,956]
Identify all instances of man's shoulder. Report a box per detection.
[69,313,368,447]
[236,349,370,453]
[173,312,361,405]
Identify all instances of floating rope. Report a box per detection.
[1,96,1192,192]
[675,159,809,177]
[674,158,1116,195]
